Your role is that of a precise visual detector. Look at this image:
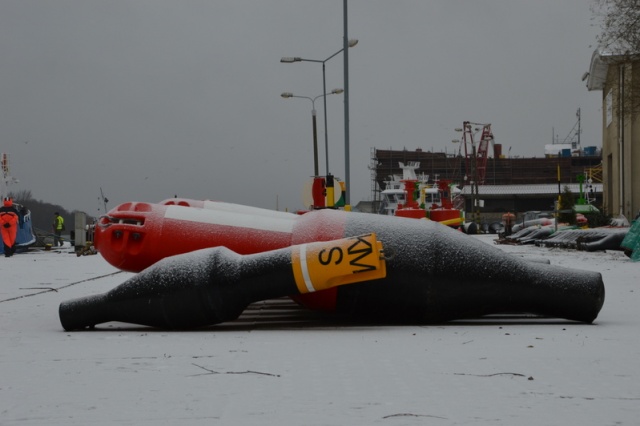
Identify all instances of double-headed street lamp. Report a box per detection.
[281,89,344,177]
[280,39,358,176]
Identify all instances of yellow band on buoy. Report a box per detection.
[291,233,386,294]
[438,217,464,226]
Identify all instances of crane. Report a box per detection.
[460,121,494,186]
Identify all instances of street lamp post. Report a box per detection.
[281,89,344,177]
[280,39,358,176]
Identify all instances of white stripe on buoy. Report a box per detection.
[164,205,295,234]
[298,244,315,293]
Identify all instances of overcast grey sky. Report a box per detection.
[1,1,602,215]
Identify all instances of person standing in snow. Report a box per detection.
[0,197,20,257]
[53,212,65,247]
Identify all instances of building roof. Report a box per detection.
[586,50,611,91]
[460,183,603,197]
[586,49,640,91]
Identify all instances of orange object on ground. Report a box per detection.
[0,209,19,248]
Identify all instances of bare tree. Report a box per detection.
[592,0,640,54]
[8,189,33,205]
[591,0,640,118]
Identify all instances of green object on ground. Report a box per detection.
[621,219,640,261]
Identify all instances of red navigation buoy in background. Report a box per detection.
[394,179,427,220]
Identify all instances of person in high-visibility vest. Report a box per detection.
[0,197,19,257]
[52,212,65,247]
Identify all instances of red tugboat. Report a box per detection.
[378,161,465,227]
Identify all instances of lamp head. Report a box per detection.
[280,92,293,98]
[280,57,302,63]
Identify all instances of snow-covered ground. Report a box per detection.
[1,235,639,426]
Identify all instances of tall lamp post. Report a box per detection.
[281,89,344,177]
[280,39,358,176]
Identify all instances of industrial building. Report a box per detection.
[586,50,640,220]
[361,147,603,217]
